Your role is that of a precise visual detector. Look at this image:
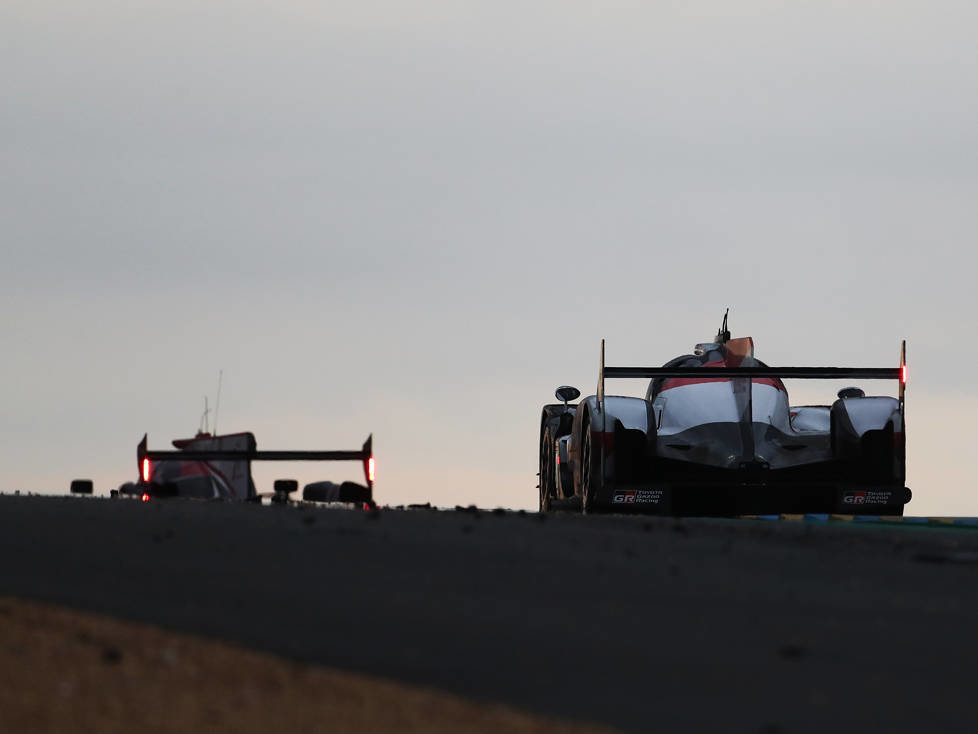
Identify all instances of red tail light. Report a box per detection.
[901,364,908,384]
[141,493,150,502]
[141,458,151,483]
[368,456,375,483]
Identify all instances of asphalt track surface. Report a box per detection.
[3,496,978,733]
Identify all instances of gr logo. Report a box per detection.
[612,490,664,504]
[842,492,866,505]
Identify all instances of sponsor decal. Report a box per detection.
[613,489,665,505]
[842,490,894,506]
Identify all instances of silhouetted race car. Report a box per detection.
[116,431,375,507]
[539,313,909,516]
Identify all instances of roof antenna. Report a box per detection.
[717,308,731,343]
[213,369,223,437]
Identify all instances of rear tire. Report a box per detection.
[539,424,557,512]
[581,423,597,514]
[539,403,578,511]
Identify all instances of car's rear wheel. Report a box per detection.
[581,422,597,514]
[539,424,557,512]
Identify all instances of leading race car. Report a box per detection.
[538,313,909,516]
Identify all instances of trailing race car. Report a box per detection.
[539,313,909,516]
[117,430,375,506]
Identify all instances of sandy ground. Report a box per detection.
[0,596,616,734]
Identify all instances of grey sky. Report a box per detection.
[3,2,977,512]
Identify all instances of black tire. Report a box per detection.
[539,423,557,512]
[581,422,598,514]
[339,481,371,505]
[70,479,93,495]
[540,402,576,511]
[303,482,338,502]
[580,425,592,513]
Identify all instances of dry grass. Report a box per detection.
[0,596,616,734]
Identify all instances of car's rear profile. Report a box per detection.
[128,431,375,506]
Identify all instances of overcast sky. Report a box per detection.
[3,1,977,513]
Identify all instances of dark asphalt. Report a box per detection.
[2,495,978,733]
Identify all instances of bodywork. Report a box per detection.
[128,432,258,500]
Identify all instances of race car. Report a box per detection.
[538,313,909,516]
[117,430,375,506]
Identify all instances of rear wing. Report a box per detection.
[605,366,902,379]
[598,339,908,415]
[137,433,375,494]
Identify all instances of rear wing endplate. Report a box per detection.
[137,434,375,492]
